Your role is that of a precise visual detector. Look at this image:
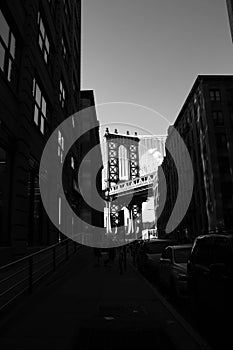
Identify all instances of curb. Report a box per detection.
[129,261,213,350]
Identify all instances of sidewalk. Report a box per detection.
[0,247,212,350]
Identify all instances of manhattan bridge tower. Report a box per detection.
[103,128,143,239]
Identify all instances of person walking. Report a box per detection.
[103,247,116,268]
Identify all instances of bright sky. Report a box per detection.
[82,0,233,135]
[81,0,233,224]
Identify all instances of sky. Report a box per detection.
[82,0,233,136]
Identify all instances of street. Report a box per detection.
[1,2,233,349]
[139,265,231,350]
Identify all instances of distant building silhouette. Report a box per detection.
[139,135,166,176]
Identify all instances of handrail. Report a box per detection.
[0,265,29,286]
[0,277,29,299]
[2,287,29,311]
[0,238,71,271]
[0,238,80,313]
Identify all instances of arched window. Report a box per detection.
[119,145,129,180]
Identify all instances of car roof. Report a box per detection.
[196,233,233,240]
[147,239,176,243]
[166,244,193,249]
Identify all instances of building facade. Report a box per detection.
[157,75,233,241]
[0,1,103,259]
[138,135,166,176]
[79,90,104,243]
[227,0,233,42]
[0,0,82,253]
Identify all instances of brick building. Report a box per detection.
[0,0,103,260]
[79,90,104,238]
[227,0,233,42]
[157,75,233,241]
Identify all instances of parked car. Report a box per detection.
[187,234,233,316]
[136,239,177,277]
[159,244,192,298]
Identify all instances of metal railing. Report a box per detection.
[0,238,80,312]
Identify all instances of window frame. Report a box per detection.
[0,9,17,84]
[210,89,221,102]
[32,78,49,136]
[37,11,50,65]
[58,130,64,164]
[61,32,69,67]
[215,132,228,152]
[59,78,66,109]
[212,111,224,127]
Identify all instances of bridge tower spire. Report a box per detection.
[104,128,140,187]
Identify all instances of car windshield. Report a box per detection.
[174,248,191,263]
[146,242,171,254]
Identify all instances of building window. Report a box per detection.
[0,9,16,82]
[212,111,224,126]
[71,156,75,169]
[72,116,75,128]
[61,34,69,66]
[58,130,64,163]
[32,78,48,135]
[37,12,50,64]
[215,133,228,152]
[59,79,66,108]
[210,89,221,102]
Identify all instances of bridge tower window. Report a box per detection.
[119,145,129,181]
